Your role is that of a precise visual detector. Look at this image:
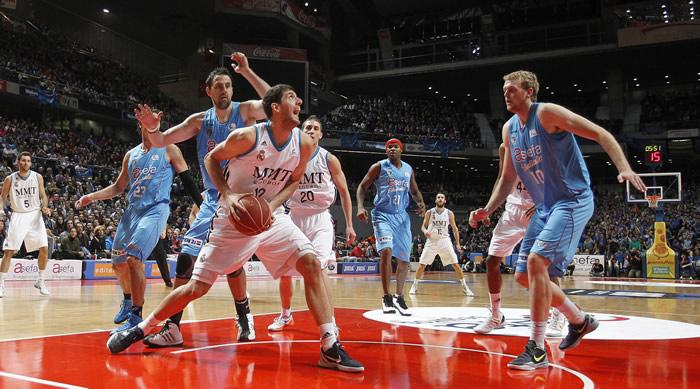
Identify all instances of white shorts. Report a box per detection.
[419,238,458,265]
[192,208,316,285]
[290,209,335,269]
[3,210,48,252]
[488,202,530,257]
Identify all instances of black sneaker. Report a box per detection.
[318,341,365,373]
[392,295,411,316]
[382,295,396,314]
[559,314,599,350]
[236,313,256,341]
[507,340,548,370]
[107,326,145,354]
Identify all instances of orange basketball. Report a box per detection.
[228,194,273,236]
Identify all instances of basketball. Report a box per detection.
[228,194,273,236]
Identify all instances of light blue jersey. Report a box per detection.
[373,159,413,214]
[508,102,591,212]
[509,102,595,276]
[182,103,245,257]
[126,144,173,210]
[197,104,245,195]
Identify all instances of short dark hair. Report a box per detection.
[263,84,294,118]
[205,67,232,88]
[303,115,322,131]
[17,151,31,161]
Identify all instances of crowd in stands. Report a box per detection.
[641,86,700,130]
[0,17,187,124]
[0,115,195,259]
[323,96,484,149]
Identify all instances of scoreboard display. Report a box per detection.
[644,143,664,167]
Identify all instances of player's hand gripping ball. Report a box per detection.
[228,194,273,236]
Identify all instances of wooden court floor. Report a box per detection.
[1,272,699,388]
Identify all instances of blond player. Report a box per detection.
[0,152,51,297]
[410,193,473,296]
[267,115,356,332]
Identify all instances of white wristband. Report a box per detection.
[146,123,161,134]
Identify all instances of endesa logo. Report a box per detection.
[513,144,542,162]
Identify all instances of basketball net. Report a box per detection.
[646,195,660,209]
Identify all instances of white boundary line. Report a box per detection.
[0,371,88,389]
[170,339,594,389]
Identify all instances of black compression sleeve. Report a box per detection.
[178,170,203,206]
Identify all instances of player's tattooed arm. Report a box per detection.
[421,211,432,239]
[356,163,380,222]
[0,176,10,217]
[37,174,50,216]
[232,52,272,123]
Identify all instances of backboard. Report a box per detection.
[625,172,681,207]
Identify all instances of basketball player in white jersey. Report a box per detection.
[0,152,51,297]
[108,85,364,373]
[267,115,356,332]
[470,143,566,337]
[410,193,474,296]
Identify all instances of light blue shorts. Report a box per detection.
[371,209,412,262]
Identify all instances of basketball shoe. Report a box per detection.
[393,295,411,316]
[237,312,256,341]
[267,314,293,332]
[546,309,566,338]
[318,341,365,373]
[113,299,132,324]
[559,314,598,350]
[474,309,505,334]
[382,294,396,314]
[143,320,183,347]
[34,279,49,296]
[507,340,548,370]
[107,325,145,354]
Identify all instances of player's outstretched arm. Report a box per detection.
[166,144,203,206]
[268,132,313,211]
[135,105,205,147]
[409,172,425,216]
[537,103,646,191]
[328,153,356,244]
[356,163,380,222]
[75,152,131,209]
[204,126,257,221]
[231,52,272,123]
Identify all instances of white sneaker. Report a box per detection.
[392,295,412,316]
[236,312,256,341]
[143,320,184,347]
[34,279,49,296]
[462,282,475,296]
[267,314,293,332]
[409,282,418,295]
[474,310,505,334]
[546,309,567,338]
[382,295,396,314]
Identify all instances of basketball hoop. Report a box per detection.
[646,195,661,209]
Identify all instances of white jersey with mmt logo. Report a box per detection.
[426,207,451,240]
[287,147,336,212]
[223,122,302,214]
[506,179,534,208]
[9,170,41,213]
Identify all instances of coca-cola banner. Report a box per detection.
[223,43,307,61]
[280,0,331,39]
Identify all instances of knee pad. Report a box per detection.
[175,253,194,280]
[227,267,244,278]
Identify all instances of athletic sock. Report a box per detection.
[282,307,292,318]
[0,271,6,283]
[131,305,143,318]
[123,293,132,301]
[169,311,184,326]
[38,269,45,281]
[319,322,337,351]
[138,313,160,333]
[555,298,585,325]
[235,298,250,319]
[530,321,547,349]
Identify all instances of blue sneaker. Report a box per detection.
[114,299,132,324]
[110,312,142,335]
